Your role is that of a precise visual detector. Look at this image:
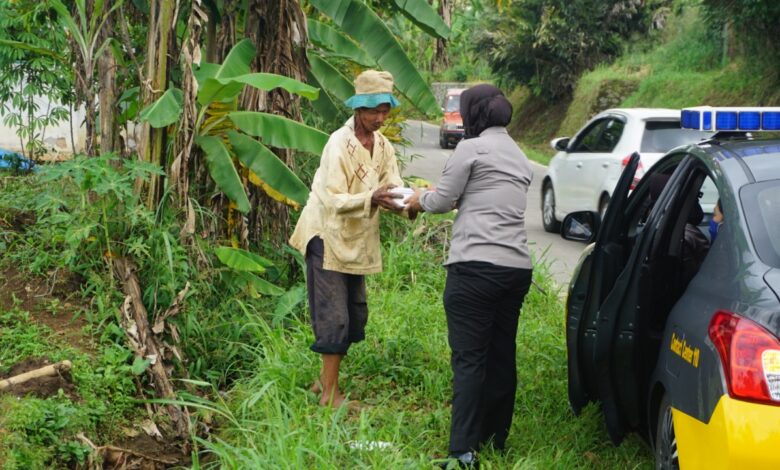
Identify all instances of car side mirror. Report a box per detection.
[550,137,570,152]
[561,211,600,243]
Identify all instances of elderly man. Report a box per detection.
[289,70,412,407]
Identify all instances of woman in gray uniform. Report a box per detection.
[406,84,534,467]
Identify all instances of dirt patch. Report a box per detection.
[73,430,192,469]
[0,357,77,399]
[0,208,36,232]
[0,266,93,353]
[99,434,189,469]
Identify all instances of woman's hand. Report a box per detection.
[405,189,424,214]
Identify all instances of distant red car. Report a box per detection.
[439,88,465,149]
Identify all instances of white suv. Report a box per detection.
[541,108,712,232]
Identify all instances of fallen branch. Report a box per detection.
[112,257,189,438]
[0,360,72,391]
[76,432,179,467]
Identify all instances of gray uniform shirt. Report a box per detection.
[420,127,533,269]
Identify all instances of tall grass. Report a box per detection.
[194,215,652,469]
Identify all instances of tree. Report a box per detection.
[0,0,73,158]
[475,0,648,99]
[50,0,123,156]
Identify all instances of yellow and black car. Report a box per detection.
[561,107,780,469]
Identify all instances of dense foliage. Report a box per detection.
[701,0,780,63]
[475,0,668,99]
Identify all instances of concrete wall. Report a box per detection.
[0,94,86,156]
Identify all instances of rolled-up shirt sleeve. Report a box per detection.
[420,143,472,213]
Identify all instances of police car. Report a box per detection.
[560,107,780,468]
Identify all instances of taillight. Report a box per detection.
[621,154,645,190]
[709,310,780,405]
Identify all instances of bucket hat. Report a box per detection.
[344,70,400,109]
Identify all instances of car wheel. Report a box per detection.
[439,134,447,149]
[655,394,679,470]
[542,182,561,233]
[598,193,610,221]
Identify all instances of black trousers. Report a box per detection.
[305,237,368,354]
[444,261,533,454]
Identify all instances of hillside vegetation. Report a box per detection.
[509,4,780,164]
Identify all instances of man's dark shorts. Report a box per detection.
[306,237,368,355]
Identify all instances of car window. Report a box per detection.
[571,119,610,152]
[640,121,713,153]
[742,180,780,268]
[444,94,460,112]
[594,119,625,152]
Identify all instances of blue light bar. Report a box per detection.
[680,106,780,132]
[716,111,737,130]
[763,112,780,130]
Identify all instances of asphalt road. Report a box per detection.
[399,120,586,289]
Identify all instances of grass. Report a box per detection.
[0,306,141,468]
[194,215,653,469]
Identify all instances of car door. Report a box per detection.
[584,118,626,204]
[566,152,640,415]
[591,154,696,443]
[557,118,615,213]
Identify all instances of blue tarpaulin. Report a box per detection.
[0,149,35,171]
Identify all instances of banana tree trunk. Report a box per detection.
[98,13,119,155]
[242,0,308,247]
[171,0,207,238]
[139,0,178,209]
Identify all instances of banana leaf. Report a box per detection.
[244,272,285,297]
[214,246,273,273]
[228,131,310,206]
[307,52,354,103]
[197,38,255,105]
[307,19,374,66]
[214,38,254,79]
[310,0,441,117]
[193,62,220,86]
[195,135,251,213]
[306,70,341,122]
[139,87,183,128]
[393,0,450,39]
[228,111,329,154]
[199,72,320,106]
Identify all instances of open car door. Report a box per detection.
[566,152,640,416]
[594,154,698,444]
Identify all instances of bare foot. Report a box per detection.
[319,392,347,407]
[309,379,322,394]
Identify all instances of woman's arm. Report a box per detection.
[417,142,473,214]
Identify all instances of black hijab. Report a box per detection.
[460,84,513,138]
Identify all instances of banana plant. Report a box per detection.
[307,0,448,118]
[214,246,284,298]
[140,39,327,214]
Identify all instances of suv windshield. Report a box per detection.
[742,179,780,268]
[445,94,460,112]
[641,121,712,153]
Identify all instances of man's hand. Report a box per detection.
[371,185,403,211]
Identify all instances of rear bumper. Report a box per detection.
[674,395,780,469]
[441,130,464,145]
